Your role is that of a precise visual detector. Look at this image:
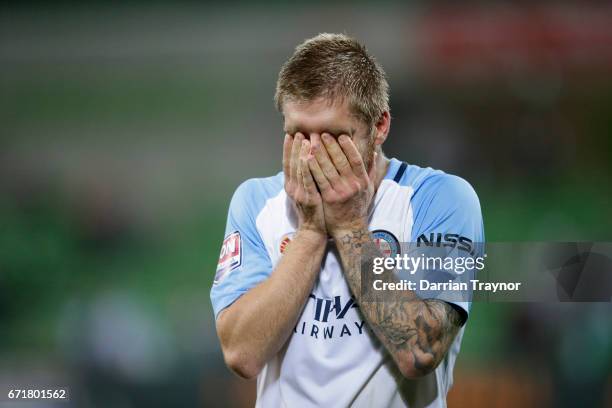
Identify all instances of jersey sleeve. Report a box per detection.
[210,179,274,319]
[409,174,485,322]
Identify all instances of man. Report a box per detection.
[211,33,484,407]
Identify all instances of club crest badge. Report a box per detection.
[372,229,401,257]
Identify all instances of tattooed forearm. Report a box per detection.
[333,226,464,378]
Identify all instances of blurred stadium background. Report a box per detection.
[1,2,611,407]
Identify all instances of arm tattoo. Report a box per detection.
[335,227,464,376]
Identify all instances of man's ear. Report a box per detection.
[373,111,390,146]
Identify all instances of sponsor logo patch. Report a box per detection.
[372,229,401,257]
[215,231,241,284]
[416,232,473,253]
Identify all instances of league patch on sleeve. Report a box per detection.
[215,231,242,284]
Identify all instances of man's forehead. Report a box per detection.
[283,98,359,136]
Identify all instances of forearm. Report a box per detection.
[331,224,462,378]
[217,229,327,378]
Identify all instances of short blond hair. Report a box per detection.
[275,33,389,128]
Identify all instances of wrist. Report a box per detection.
[329,219,369,239]
[295,227,328,246]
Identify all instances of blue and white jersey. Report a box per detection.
[211,158,485,408]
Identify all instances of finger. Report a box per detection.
[337,134,368,181]
[311,133,341,187]
[290,132,304,182]
[300,144,318,196]
[321,133,352,177]
[296,139,306,185]
[298,138,312,187]
[307,153,332,193]
[282,133,292,179]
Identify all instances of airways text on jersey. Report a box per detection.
[293,294,369,340]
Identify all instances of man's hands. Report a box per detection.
[309,133,376,235]
[284,132,376,236]
[283,133,326,235]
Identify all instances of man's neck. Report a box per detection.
[373,153,390,191]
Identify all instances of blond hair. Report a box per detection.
[275,33,389,128]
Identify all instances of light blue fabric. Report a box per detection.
[210,174,283,318]
[394,159,485,317]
